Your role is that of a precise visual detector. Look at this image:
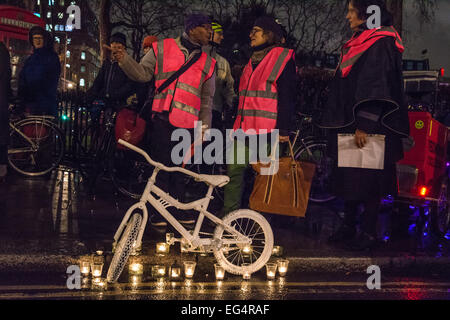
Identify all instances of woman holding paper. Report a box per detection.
[317,0,410,250]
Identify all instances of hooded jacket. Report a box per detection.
[18,27,60,116]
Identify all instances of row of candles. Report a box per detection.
[79,255,289,282]
[129,259,289,281]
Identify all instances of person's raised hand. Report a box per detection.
[103,44,126,63]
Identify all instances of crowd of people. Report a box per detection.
[0,0,410,251]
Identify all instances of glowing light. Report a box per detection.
[419,187,428,197]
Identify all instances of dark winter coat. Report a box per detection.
[0,42,11,146]
[317,36,410,201]
[87,59,136,107]
[18,47,61,116]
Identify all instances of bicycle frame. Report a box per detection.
[8,116,56,154]
[113,140,251,253]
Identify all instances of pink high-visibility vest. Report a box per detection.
[152,38,216,129]
[234,47,294,134]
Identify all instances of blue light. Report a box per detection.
[34,13,41,18]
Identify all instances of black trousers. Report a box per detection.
[343,198,381,238]
[149,115,193,205]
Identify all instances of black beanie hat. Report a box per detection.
[110,32,127,47]
[254,16,283,38]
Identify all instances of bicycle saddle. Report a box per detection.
[197,174,230,188]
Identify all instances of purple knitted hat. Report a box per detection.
[184,14,212,34]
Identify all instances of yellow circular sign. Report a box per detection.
[415,120,424,130]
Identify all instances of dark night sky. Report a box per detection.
[403,0,450,73]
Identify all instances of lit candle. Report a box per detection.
[156,243,170,255]
[171,267,181,279]
[92,269,102,278]
[129,262,144,276]
[277,259,289,277]
[266,263,277,280]
[272,246,283,257]
[81,266,90,276]
[79,257,91,276]
[242,263,251,280]
[92,278,107,290]
[184,261,196,279]
[214,264,225,281]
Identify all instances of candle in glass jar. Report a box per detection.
[272,246,283,257]
[242,263,251,280]
[171,267,181,279]
[152,265,166,278]
[277,259,289,277]
[79,256,91,276]
[214,264,225,280]
[156,243,170,255]
[129,262,144,276]
[266,263,277,280]
[92,269,102,278]
[158,266,166,277]
[184,261,196,279]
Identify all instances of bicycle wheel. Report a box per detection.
[213,209,273,275]
[109,148,154,199]
[295,140,336,203]
[107,213,143,283]
[8,119,64,177]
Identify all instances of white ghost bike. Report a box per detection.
[106,139,274,283]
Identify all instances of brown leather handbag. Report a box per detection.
[249,140,316,218]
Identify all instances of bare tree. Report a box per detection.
[386,0,436,35]
[99,0,112,61]
[109,0,185,60]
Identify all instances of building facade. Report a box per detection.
[21,0,101,91]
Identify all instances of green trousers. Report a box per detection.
[223,138,275,216]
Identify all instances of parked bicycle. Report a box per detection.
[292,112,335,204]
[8,105,65,177]
[76,101,152,199]
[107,139,274,283]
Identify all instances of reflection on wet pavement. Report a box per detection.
[1,166,450,260]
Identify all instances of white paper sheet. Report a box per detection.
[338,134,386,170]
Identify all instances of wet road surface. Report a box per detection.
[1,167,450,301]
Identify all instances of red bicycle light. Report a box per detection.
[419,187,428,197]
[440,68,445,77]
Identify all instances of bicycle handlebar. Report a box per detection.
[118,139,204,181]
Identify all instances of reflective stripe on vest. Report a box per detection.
[152,38,216,128]
[338,26,404,78]
[234,47,294,134]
